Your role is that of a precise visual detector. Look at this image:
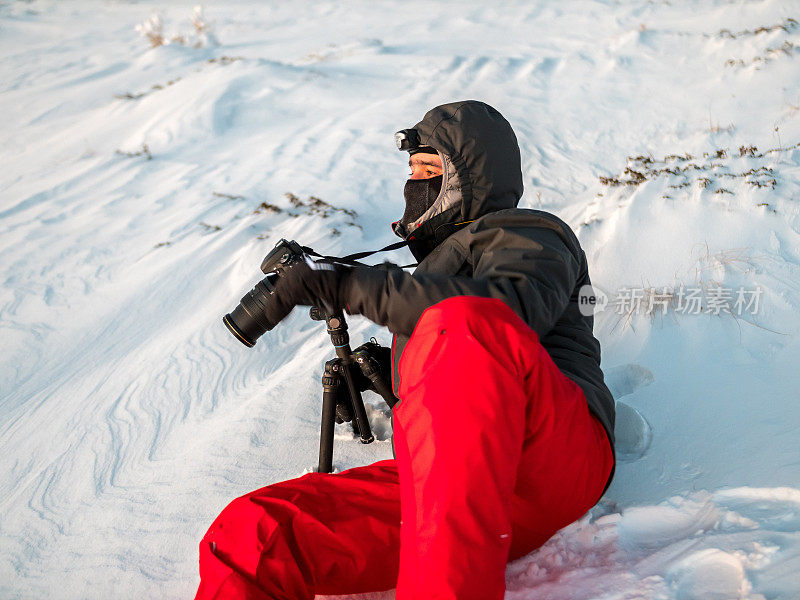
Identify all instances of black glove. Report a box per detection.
[260,256,350,330]
[333,339,392,422]
[352,340,391,391]
[354,340,392,385]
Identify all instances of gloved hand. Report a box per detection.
[353,340,392,388]
[260,255,350,330]
[333,339,392,422]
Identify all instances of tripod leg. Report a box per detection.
[319,360,340,473]
[341,363,374,444]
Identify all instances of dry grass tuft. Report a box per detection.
[135,5,215,49]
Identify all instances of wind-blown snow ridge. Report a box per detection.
[2,1,800,598]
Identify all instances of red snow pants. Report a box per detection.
[195,297,614,600]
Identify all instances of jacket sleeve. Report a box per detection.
[341,225,583,337]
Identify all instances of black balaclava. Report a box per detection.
[400,175,443,229]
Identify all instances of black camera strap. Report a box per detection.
[300,240,417,269]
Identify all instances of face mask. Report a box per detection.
[400,175,443,229]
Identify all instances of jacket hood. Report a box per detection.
[394,100,524,252]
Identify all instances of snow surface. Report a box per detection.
[2,0,800,598]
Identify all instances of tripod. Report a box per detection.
[310,307,398,473]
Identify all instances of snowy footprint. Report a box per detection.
[332,399,394,442]
[614,401,653,463]
[604,363,655,399]
[365,400,393,442]
[604,364,655,463]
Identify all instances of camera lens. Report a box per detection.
[223,277,278,347]
[223,309,256,347]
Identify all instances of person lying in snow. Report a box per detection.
[195,100,616,600]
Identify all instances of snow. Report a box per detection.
[1,0,800,598]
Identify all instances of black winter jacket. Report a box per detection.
[340,101,616,489]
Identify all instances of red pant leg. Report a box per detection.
[195,460,401,600]
[508,371,613,559]
[392,296,614,600]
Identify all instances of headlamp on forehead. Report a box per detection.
[394,129,421,151]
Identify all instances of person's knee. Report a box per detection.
[420,296,518,329]
[401,296,541,386]
[197,494,271,596]
[203,493,271,558]
[201,490,314,588]
[417,296,538,347]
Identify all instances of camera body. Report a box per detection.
[259,238,305,276]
